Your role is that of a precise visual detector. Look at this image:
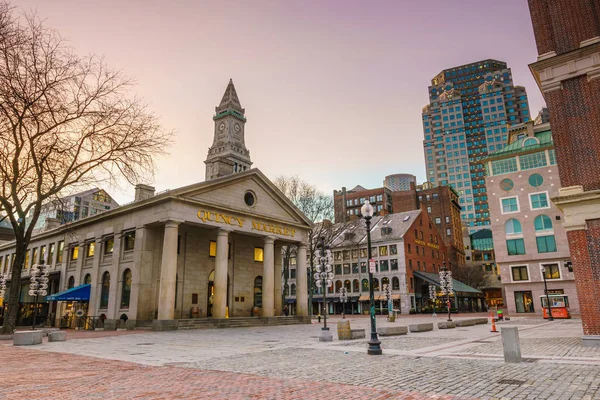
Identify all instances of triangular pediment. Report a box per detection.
[175,169,312,228]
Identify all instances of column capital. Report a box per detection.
[163,219,183,229]
[264,236,276,245]
[297,242,308,250]
[217,228,232,236]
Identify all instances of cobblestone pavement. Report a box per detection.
[2,315,599,399]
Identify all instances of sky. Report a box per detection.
[16,0,545,204]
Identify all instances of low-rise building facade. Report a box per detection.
[485,121,578,316]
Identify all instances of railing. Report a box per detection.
[59,315,101,330]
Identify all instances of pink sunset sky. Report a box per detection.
[16,0,545,204]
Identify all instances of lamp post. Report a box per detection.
[339,287,348,319]
[540,266,554,321]
[361,200,382,355]
[28,260,49,330]
[439,261,453,322]
[429,284,437,317]
[314,237,333,331]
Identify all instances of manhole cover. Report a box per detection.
[136,343,154,346]
[497,379,526,386]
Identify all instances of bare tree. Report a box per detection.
[273,175,335,315]
[0,4,171,333]
[451,264,491,290]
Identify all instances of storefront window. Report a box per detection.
[100,272,110,308]
[392,276,400,290]
[121,269,132,309]
[514,291,534,313]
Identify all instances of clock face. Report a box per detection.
[234,123,241,132]
[218,123,226,131]
[500,178,514,191]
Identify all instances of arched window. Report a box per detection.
[84,274,92,285]
[523,137,538,147]
[373,278,380,291]
[505,218,522,235]
[381,277,390,287]
[253,276,262,308]
[120,269,132,309]
[534,215,553,231]
[328,280,334,294]
[67,276,75,289]
[361,279,369,292]
[353,279,359,292]
[291,284,296,296]
[392,276,400,291]
[100,272,110,308]
[335,280,343,292]
[344,280,351,291]
[284,283,289,296]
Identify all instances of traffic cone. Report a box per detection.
[490,315,498,333]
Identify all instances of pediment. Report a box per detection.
[176,170,312,228]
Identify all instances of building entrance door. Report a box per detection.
[515,291,534,313]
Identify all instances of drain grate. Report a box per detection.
[497,379,526,386]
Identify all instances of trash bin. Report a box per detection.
[497,310,504,321]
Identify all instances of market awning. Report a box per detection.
[413,271,483,296]
[358,295,369,301]
[46,284,91,301]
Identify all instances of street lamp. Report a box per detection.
[428,284,437,317]
[361,200,382,355]
[339,287,348,319]
[439,261,453,322]
[28,260,49,330]
[314,237,334,331]
[540,266,554,321]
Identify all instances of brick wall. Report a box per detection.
[528,0,600,55]
[567,221,600,335]
[391,190,418,213]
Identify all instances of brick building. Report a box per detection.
[333,186,393,223]
[528,0,600,346]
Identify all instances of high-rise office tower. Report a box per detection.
[422,60,531,232]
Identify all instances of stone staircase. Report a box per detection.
[177,316,308,331]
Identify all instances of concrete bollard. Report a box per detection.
[501,326,522,363]
[319,327,333,342]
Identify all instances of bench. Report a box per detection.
[351,329,366,339]
[456,319,477,327]
[473,318,489,325]
[438,321,456,329]
[408,323,434,333]
[13,330,43,346]
[48,331,67,342]
[377,326,408,336]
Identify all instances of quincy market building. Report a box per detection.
[0,170,313,330]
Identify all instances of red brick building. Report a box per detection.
[333,186,393,223]
[528,0,600,346]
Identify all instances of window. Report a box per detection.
[390,259,398,270]
[536,235,557,253]
[379,246,387,256]
[501,197,519,213]
[351,249,359,259]
[542,263,560,279]
[392,276,400,290]
[86,242,95,258]
[84,273,92,284]
[511,266,529,281]
[359,248,367,258]
[529,173,544,187]
[291,284,296,295]
[254,248,264,262]
[491,158,517,175]
[100,272,110,308]
[530,192,549,209]
[534,215,553,231]
[104,237,114,254]
[520,152,547,170]
[446,228,451,236]
[343,250,350,260]
[67,276,75,289]
[290,269,296,279]
[254,276,262,308]
[343,263,350,274]
[70,245,79,261]
[352,263,359,273]
[57,241,64,263]
[407,244,411,254]
[435,217,441,224]
[360,262,366,273]
[334,265,342,275]
[361,279,369,292]
[123,231,135,251]
[507,239,526,255]
[32,248,38,266]
[121,269,132,309]
[48,243,55,265]
[334,251,342,261]
[389,245,397,255]
[505,219,522,235]
[380,260,389,271]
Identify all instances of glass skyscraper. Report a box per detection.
[422,59,530,232]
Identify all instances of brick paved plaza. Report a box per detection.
[1,315,600,399]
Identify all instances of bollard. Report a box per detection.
[501,327,521,363]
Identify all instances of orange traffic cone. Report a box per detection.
[490,315,498,333]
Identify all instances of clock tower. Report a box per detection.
[205,79,253,180]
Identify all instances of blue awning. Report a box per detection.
[46,284,91,301]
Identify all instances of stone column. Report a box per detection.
[105,233,122,319]
[262,236,275,317]
[274,244,283,316]
[74,241,85,285]
[213,228,230,319]
[87,237,102,317]
[296,243,308,316]
[157,221,180,320]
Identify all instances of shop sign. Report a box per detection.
[414,239,439,250]
[369,259,376,273]
[197,210,296,237]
